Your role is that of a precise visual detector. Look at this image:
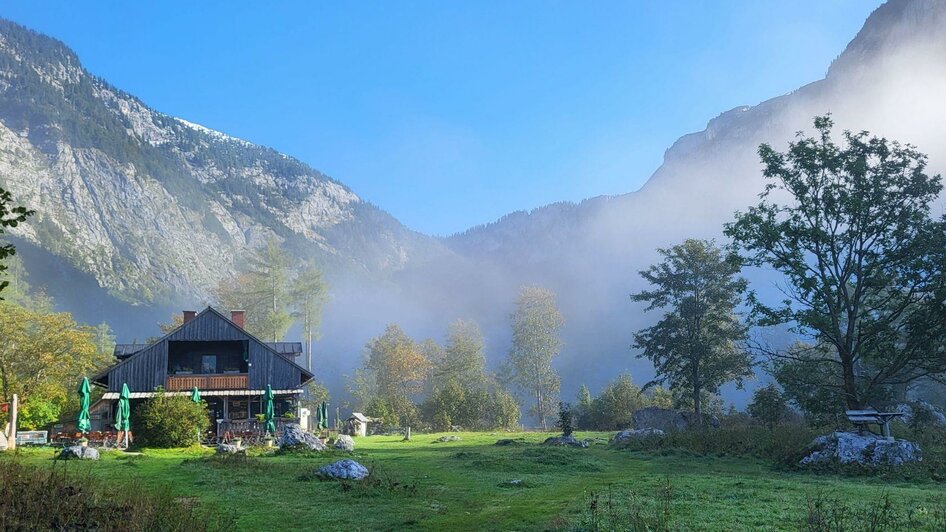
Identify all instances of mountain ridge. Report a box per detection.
[0,17,448,305]
[2,0,945,404]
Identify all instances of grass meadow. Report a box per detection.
[3,431,945,531]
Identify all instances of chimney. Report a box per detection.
[231,310,246,329]
[182,310,197,323]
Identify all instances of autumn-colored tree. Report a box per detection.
[158,313,185,334]
[361,324,430,425]
[0,301,109,428]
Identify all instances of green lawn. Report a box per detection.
[3,431,945,531]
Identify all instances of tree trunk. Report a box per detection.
[693,384,702,427]
[841,356,861,409]
[6,394,17,450]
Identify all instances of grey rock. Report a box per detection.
[610,428,665,445]
[279,424,326,451]
[58,446,99,460]
[632,407,719,432]
[542,435,589,448]
[433,435,462,443]
[317,459,369,480]
[495,438,523,446]
[892,401,946,427]
[216,443,242,455]
[800,432,922,467]
[333,434,355,451]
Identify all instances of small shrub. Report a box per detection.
[571,477,674,532]
[747,383,790,427]
[557,402,574,437]
[803,491,946,531]
[135,391,210,448]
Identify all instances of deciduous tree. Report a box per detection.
[0,302,108,428]
[362,324,430,425]
[504,285,564,428]
[0,185,33,297]
[726,115,946,409]
[632,239,751,423]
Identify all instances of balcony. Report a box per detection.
[166,373,248,391]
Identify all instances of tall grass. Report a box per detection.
[570,477,674,532]
[0,458,231,531]
[611,423,817,462]
[804,491,946,531]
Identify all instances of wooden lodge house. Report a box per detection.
[91,307,314,437]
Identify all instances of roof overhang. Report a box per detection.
[101,389,303,399]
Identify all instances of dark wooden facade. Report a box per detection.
[93,308,313,392]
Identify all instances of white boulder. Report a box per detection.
[317,459,369,480]
[800,431,922,467]
[333,434,355,451]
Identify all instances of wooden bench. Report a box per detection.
[846,409,903,440]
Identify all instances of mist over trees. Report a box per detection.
[727,115,946,410]
[350,318,521,431]
[503,286,564,429]
[213,239,328,364]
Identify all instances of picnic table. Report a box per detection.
[846,408,903,440]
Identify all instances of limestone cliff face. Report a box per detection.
[0,19,445,304]
[1,1,944,398]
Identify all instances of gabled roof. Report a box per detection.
[93,306,314,387]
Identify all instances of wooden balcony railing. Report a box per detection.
[166,374,248,391]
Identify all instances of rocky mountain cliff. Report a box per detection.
[0,19,447,306]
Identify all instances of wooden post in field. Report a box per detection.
[6,394,18,451]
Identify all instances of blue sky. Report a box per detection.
[5,1,881,236]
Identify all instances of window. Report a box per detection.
[201,355,217,374]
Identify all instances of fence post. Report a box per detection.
[7,394,18,451]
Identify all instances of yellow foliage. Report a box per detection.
[0,301,109,429]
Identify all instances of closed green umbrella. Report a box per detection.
[115,383,131,447]
[77,377,91,435]
[319,402,329,430]
[263,385,276,435]
[190,386,202,444]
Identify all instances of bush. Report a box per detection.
[486,389,521,431]
[557,402,574,437]
[575,374,649,430]
[135,391,210,448]
[421,381,521,431]
[747,383,790,427]
[612,423,817,462]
